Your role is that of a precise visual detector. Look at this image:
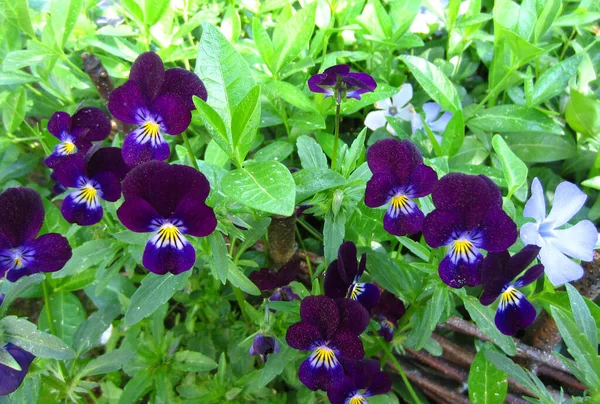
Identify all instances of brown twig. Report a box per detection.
[405,348,468,383]
[537,365,587,391]
[431,333,475,368]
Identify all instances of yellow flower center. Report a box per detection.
[310,345,337,369]
[453,239,473,255]
[80,185,97,204]
[13,256,23,269]
[153,223,186,250]
[142,121,161,138]
[349,395,367,404]
[501,286,519,306]
[348,283,364,300]
[391,194,409,210]
[62,141,76,154]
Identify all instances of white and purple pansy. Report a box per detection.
[108,52,207,167]
[116,161,217,275]
[423,173,518,288]
[285,296,369,391]
[480,246,545,336]
[327,359,392,404]
[364,139,438,236]
[0,187,72,282]
[53,148,129,226]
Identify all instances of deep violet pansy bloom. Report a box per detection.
[286,296,369,391]
[53,147,129,226]
[308,64,376,102]
[0,188,72,282]
[324,242,380,311]
[328,359,392,404]
[108,52,207,166]
[44,107,111,168]
[365,139,437,236]
[117,161,217,275]
[0,344,35,396]
[372,290,407,342]
[249,257,301,303]
[521,178,598,286]
[480,245,544,336]
[422,173,517,288]
[249,335,280,363]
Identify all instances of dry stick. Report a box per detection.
[267,214,297,267]
[405,348,468,384]
[537,365,587,391]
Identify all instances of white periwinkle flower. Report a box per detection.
[364,84,414,135]
[411,102,453,143]
[520,178,598,286]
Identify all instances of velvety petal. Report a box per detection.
[354,283,380,311]
[480,290,500,306]
[392,83,413,108]
[298,356,344,391]
[277,286,300,301]
[121,161,165,201]
[538,242,584,286]
[117,197,160,233]
[5,266,38,283]
[61,191,103,226]
[506,245,541,278]
[91,172,120,202]
[324,260,351,299]
[142,237,196,275]
[342,358,379,390]
[545,181,588,229]
[377,320,395,342]
[0,188,44,247]
[343,72,377,100]
[404,164,438,198]
[286,322,323,351]
[335,297,370,336]
[523,178,546,222]
[25,233,72,273]
[383,203,424,236]
[372,290,406,322]
[87,147,129,181]
[159,68,207,110]
[332,331,365,360]
[366,139,423,183]
[250,267,281,291]
[429,111,453,134]
[365,371,392,396]
[171,195,216,238]
[439,254,482,288]
[71,107,111,142]
[514,264,544,288]
[364,174,397,208]
[0,344,35,396]
[477,209,517,252]
[337,241,359,284]
[48,111,72,138]
[422,209,465,248]
[357,253,366,278]
[250,335,279,357]
[364,110,387,131]
[327,377,357,404]
[307,72,333,95]
[552,220,597,261]
[122,130,170,166]
[300,295,340,339]
[150,94,192,135]
[480,250,511,295]
[495,292,537,336]
[52,154,86,188]
[129,52,164,104]
[108,80,146,124]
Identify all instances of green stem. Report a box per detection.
[181,132,200,171]
[469,66,517,118]
[377,338,422,404]
[233,286,249,322]
[332,102,341,170]
[297,218,323,241]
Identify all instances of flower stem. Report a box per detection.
[181,132,200,171]
[233,286,249,322]
[332,102,341,170]
[377,337,422,404]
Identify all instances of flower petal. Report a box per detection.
[0,187,44,247]
[507,245,541,277]
[422,209,465,248]
[298,356,344,391]
[142,237,196,275]
[108,80,146,124]
[480,250,511,296]
[159,68,207,110]
[366,139,423,183]
[495,291,536,336]
[354,282,381,311]
[337,241,359,284]
[552,220,597,261]
[150,94,192,135]
[342,358,379,390]
[423,102,441,121]
[171,194,217,238]
[286,322,323,351]
[538,241,584,286]
[129,52,165,104]
[477,208,517,252]
[374,97,391,110]
[392,83,413,108]
[117,197,161,232]
[364,174,397,208]
[93,172,121,202]
[61,191,103,226]
[336,298,369,336]
[122,129,171,167]
[87,147,130,182]
[514,264,544,288]
[332,331,365,360]
[53,154,86,188]
[439,254,482,288]
[364,110,387,131]
[545,181,588,229]
[48,111,72,139]
[327,377,357,404]
[372,290,406,322]
[324,260,350,299]
[480,290,500,306]
[365,371,392,396]
[523,178,546,222]
[71,107,111,142]
[300,295,340,339]
[0,344,35,396]
[383,202,424,236]
[25,233,72,274]
[121,161,165,201]
[429,111,453,134]
[404,164,438,198]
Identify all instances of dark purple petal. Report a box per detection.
[342,358,379,390]
[121,161,165,201]
[300,296,340,339]
[495,292,537,336]
[365,371,392,396]
[108,80,146,124]
[249,335,279,360]
[150,94,191,135]
[377,320,395,342]
[307,73,332,95]
[366,139,423,184]
[94,172,121,202]
[354,283,380,311]
[481,250,512,295]
[277,286,300,301]
[480,290,500,306]
[87,147,130,181]
[117,197,160,232]
[364,174,396,208]
[322,64,351,83]
[122,130,170,167]
[324,260,351,299]
[477,209,517,252]
[336,298,369,336]
[172,195,216,238]
[25,233,72,273]
[514,264,544,288]
[357,253,366,278]
[53,154,86,188]
[507,245,541,279]
[327,377,357,404]
[337,241,359,284]
[47,112,71,138]
[0,188,44,247]
[252,258,301,290]
[0,344,35,396]
[286,322,323,351]
[61,192,103,226]
[439,254,482,288]
[129,52,164,104]
[422,209,465,248]
[71,107,111,142]
[332,331,365,360]
[404,164,438,198]
[142,238,196,275]
[372,290,406,323]
[5,266,38,283]
[298,356,344,391]
[159,68,207,110]
[383,203,424,236]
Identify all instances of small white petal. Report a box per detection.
[364,110,387,131]
[538,242,584,286]
[423,102,442,122]
[546,181,588,229]
[392,84,413,108]
[429,111,453,133]
[396,106,415,121]
[374,98,392,110]
[523,178,546,223]
[411,112,423,135]
[551,220,598,261]
[520,222,543,247]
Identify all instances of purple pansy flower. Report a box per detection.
[0,344,35,396]
[117,161,217,275]
[108,52,207,166]
[308,64,376,102]
[44,107,111,168]
[0,188,72,282]
[286,296,369,391]
[520,178,598,286]
[327,359,392,404]
[480,245,544,336]
[249,335,280,363]
[53,148,129,226]
[365,139,437,236]
[324,242,380,311]
[372,290,407,342]
[249,258,301,303]
[422,173,517,288]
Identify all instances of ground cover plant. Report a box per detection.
[0,0,599,402]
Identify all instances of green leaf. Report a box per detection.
[398,55,461,113]
[144,0,170,27]
[227,263,260,296]
[533,0,560,42]
[365,250,421,302]
[3,49,55,72]
[407,284,448,349]
[271,2,317,74]
[462,295,516,355]
[269,79,317,112]
[0,273,44,317]
[231,84,261,164]
[1,87,27,132]
[297,135,328,169]
[208,232,229,284]
[221,161,296,216]
[553,11,600,27]
[236,218,271,254]
[0,346,21,370]
[79,349,134,377]
[323,212,346,264]
[531,54,583,106]
[397,237,430,261]
[124,271,191,327]
[503,133,576,162]
[468,105,563,134]
[340,127,367,177]
[293,168,347,202]
[565,89,600,139]
[0,71,38,86]
[220,4,241,41]
[252,17,275,72]
[565,284,598,350]
[441,110,465,156]
[255,140,294,162]
[118,370,153,404]
[0,316,75,359]
[38,291,86,347]
[256,343,298,387]
[73,306,121,357]
[469,348,508,404]
[53,239,116,278]
[50,0,83,47]
[0,0,35,38]
[173,350,218,372]
[193,96,230,157]
[492,135,527,198]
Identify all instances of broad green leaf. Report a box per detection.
[208,232,229,284]
[502,27,545,65]
[531,54,583,106]
[553,12,600,27]
[269,80,317,112]
[0,0,34,38]
[193,96,230,157]
[341,128,366,177]
[469,348,508,404]
[297,135,328,169]
[252,18,275,72]
[515,0,536,42]
[469,105,563,134]
[533,0,560,42]
[227,263,260,295]
[2,87,27,132]
[0,346,21,370]
[492,135,527,198]
[236,218,271,254]
[221,161,296,216]
[365,250,421,302]
[124,271,191,326]
[462,295,516,355]
[79,349,134,377]
[271,2,317,74]
[0,316,75,359]
[144,0,170,27]
[323,212,346,265]
[565,284,598,350]
[0,273,44,317]
[118,370,153,404]
[399,55,461,113]
[0,71,38,86]
[565,89,600,139]
[407,284,448,349]
[397,237,430,261]
[339,84,403,115]
[50,0,84,47]
[205,139,230,167]
[53,239,116,278]
[39,291,86,347]
[293,168,347,202]
[173,350,218,372]
[257,343,298,387]
[441,110,465,156]
[231,84,261,164]
[255,140,294,162]
[221,4,241,41]
[73,306,121,357]
[503,133,576,162]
